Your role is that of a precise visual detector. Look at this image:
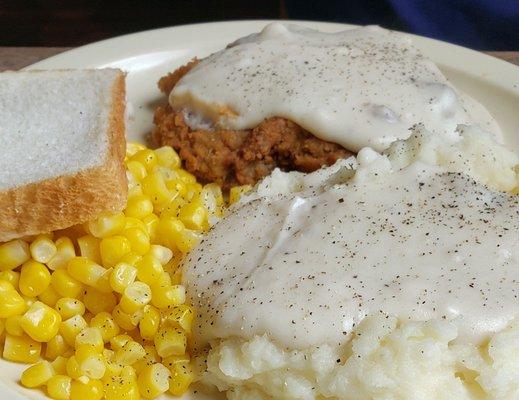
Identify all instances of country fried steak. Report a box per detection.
[150,60,353,189]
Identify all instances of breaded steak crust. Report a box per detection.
[151,61,352,189]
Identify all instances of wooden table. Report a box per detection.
[0,47,518,71]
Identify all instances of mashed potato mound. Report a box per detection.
[386,124,518,192]
[195,125,519,399]
[202,316,519,400]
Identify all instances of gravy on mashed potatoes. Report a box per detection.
[184,125,519,400]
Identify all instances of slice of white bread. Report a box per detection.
[0,69,127,242]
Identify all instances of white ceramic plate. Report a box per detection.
[2,19,518,400]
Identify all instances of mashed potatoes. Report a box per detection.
[185,125,519,400]
[203,316,519,400]
[386,124,518,192]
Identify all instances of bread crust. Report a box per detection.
[0,71,128,242]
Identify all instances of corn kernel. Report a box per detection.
[100,235,132,267]
[124,216,146,230]
[135,254,163,285]
[51,270,84,299]
[0,310,7,334]
[47,375,71,400]
[203,183,224,207]
[126,142,147,157]
[51,356,68,375]
[125,194,154,219]
[133,344,160,373]
[47,237,76,271]
[19,260,51,297]
[30,235,58,263]
[126,361,140,381]
[156,271,172,286]
[184,201,209,230]
[65,356,82,379]
[139,305,161,341]
[137,363,170,398]
[109,334,132,351]
[151,282,185,309]
[131,149,157,172]
[0,281,26,318]
[60,315,88,347]
[90,312,120,343]
[154,326,186,358]
[165,180,187,200]
[77,352,106,379]
[127,179,142,196]
[75,327,104,354]
[96,267,113,293]
[123,227,150,255]
[176,169,196,184]
[185,182,203,202]
[176,228,202,253]
[110,262,137,293]
[120,281,152,314]
[157,216,184,248]
[168,358,194,396]
[112,305,139,331]
[142,172,171,206]
[21,360,54,388]
[70,378,103,400]
[0,270,20,288]
[126,170,140,189]
[114,340,146,365]
[149,244,173,266]
[5,315,24,336]
[120,252,142,266]
[77,235,102,264]
[229,184,252,204]
[67,256,106,288]
[126,160,148,181]
[45,334,70,360]
[103,359,123,379]
[102,347,115,360]
[0,239,30,271]
[55,298,85,320]
[154,165,179,184]
[104,365,140,400]
[83,286,116,314]
[164,304,194,333]
[141,213,159,241]
[38,285,60,307]
[21,301,61,342]
[87,211,126,238]
[155,146,181,169]
[3,334,41,363]
[162,353,189,369]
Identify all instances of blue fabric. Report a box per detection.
[285,0,519,50]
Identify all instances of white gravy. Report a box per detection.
[170,23,501,152]
[183,163,519,350]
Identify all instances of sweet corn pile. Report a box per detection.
[0,143,252,400]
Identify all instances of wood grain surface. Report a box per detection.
[0,47,517,71]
